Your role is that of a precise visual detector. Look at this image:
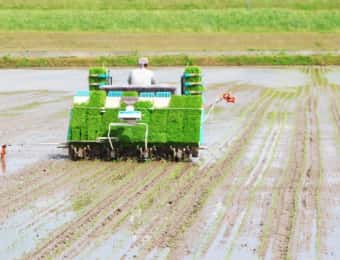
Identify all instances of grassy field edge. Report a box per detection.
[1,54,340,68]
[0,9,339,33]
[1,0,340,10]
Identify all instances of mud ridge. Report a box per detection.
[26,163,178,259]
[61,164,189,259]
[183,90,293,260]
[0,161,95,221]
[288,89,322,259]
[267,89,309,259]
[123,91,275,258]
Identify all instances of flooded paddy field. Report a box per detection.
[0,66,339,259]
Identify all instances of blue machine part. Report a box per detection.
[108,91,123,97]
[156,91,171,98]
[140,92,155,98]
[75,90,90,97]
[95,73,110,79]
[118,110,142,120]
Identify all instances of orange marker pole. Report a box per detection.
[222,92,236,104]
[1,145,6,161]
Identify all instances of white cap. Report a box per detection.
[138,57,149,65]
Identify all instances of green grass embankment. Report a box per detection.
[1,0,340,10]
[0,1,338,56]
[1,54,340,68]
[0,9,339,32]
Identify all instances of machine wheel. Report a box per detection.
[110,148,116,160]
[192,146,199,158]
[137,146,144,162]
[183,146,192,162]
[169,146,176,161]
[84,145,90,160]
[68,143,199,162]
[175,149,183,162]
[78,146,84,159]
[103,146,112,161]
[69,145,78,161]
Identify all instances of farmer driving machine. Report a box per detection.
[67,66,234,162]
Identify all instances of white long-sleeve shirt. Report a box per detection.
[128,68,156,86]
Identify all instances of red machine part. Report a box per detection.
[222,92,236,103]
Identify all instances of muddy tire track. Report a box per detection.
[153,100,275,254]
[62,164,192,259]
[26,162,179,259]
[262,89,308,259]
[77,164,197,259]
[331,98,340,135]
[10,162,131,234]
[122,91,277,256]
[288,91,321,260]
[181,91,293,260]
[317,86,340,259]
[116,103,273,257]
[0,162,141,259]
[0,161,109,221]
[121,91,276,258]
[220,98,290,259]
[24,162,146,259]
[0,160,60,197]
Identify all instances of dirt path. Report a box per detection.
[1,32,340,56]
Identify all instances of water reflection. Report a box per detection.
[1,144,6,174]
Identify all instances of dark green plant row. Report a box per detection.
[185,66,202,74]
[169,95,202,108]
[70,107,203,144]
[89,67,108,75]
[88,91,106,107]
[1,54,340,67]
[70,92,203,143]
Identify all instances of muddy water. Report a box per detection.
[0,67,307,174]
[0,192,75,259]
[0,67,307,93]
[0,66,338,260]
[326,68,340,85]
